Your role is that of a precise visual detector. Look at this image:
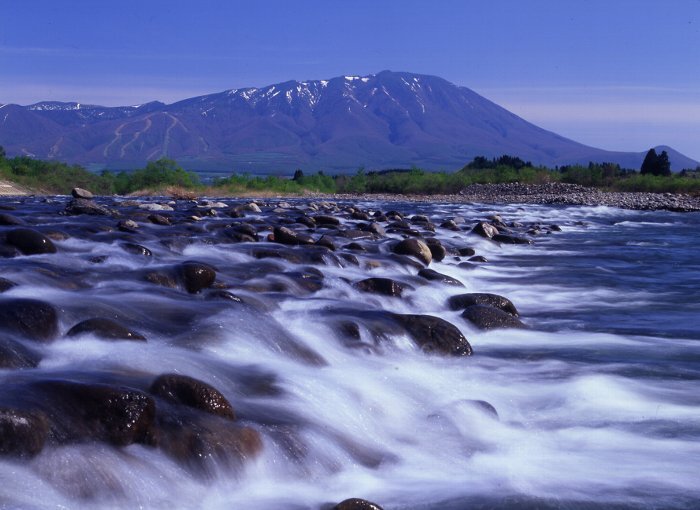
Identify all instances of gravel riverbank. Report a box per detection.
[316,182,700,212]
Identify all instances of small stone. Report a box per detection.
[71,187,94,199]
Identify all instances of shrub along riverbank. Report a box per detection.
[1,147,699,197]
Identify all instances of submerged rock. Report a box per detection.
[417,268,464,286]
[332,498,384,510]
[178,261,217,293]
[472,222,499,238]
[0,337,41,368]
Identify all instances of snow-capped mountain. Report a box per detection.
[0,71,696,172]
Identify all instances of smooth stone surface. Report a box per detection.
[395,314,472,356]
[179,261,217,293]
[0,408,49,457]
[354,277,412,297]
[417,268,464,286]
[472,222,499,238]
[5,228,57,255]
[66,318,147,341]
[461,304,527,330]
[150,374,236,420]
[71,187,94,199]
[0,298,59,342]
[0,337,41,368]
[333,498,384,510]
[448,293,519,316]
[392,238,432,266]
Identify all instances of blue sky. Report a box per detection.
[1,0,699,160]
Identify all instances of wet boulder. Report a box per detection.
[66,318,146,342]
[0,298,59,342]
[178,261,217,293]
[0,277,16,292]
[469,255,488,263]
[155,411,262,473]
[273,226,314,246]
[122,243,152,256]
[472,222,499,239]
[29,380,156,446]
[417,268,464,287]
[395,314,472,356]
[314,214,340,226]
[461,305,526,330]
[0,213,25,226]
[0,337,41,368]
[392,238,432,266]
[447,293,519,316]
[492,234,532,245]
[425,238,446,261]
[65,198,116,216]
[0,408,49,457]
[71,187,94,199]
[5,228,57,255]
[354,277,412,297]
[148,213,171,226]
[150,373,236,420]
[333,498,384,510]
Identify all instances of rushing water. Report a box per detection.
[1,197,699,509]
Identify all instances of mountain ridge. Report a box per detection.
[1,70,697,172]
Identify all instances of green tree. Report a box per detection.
[292,169,304,181]
[640,148,659,175]
[656,150,671,176]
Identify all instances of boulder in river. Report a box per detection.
[395,314,472,356]
[492,234,532,245]
[354,277,412,297]
[472,222,499,238]
[417,268,464,287]
[0,337,41,368]
[332,498,384,510]
[65,197,116,216]
[150,373,236,420]
[461,305,526,330]
[392,238,432,265]
[0,408,49,457]
[0,298,59,342]
[448,293,519,316]
[71,187,94,199]
[66,317,147,341]
[5,228,57,255]
[178,261,217,293]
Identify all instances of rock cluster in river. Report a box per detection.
[0,188,558,505]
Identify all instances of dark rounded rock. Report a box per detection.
[492,234,532,245]
[461,305,526,330]
[0,277,17,292]
[296,215,317,228]
[395,314,472,356]
[440,220,460,231]
[354,277,412,297]
[29,380,156,446]
[273,226,314,246]
[122,243,152,256]
[367,222,386,236]
[66,317,146,342]
[392,238,432,265]
[472,222,499,239]
[425,238,446,261]
[0,337,41,368]
[333,498,384,510]
[179,261,217,293]
[468,255,488,263]
[65,198,116,216]
[148,213,172,226]
[0,408,49,457]
[314,215,340,226]
[417,268,464,287]
[448,293,519,316]
[467,399,499,419]
[0,298,59,342]
[5,228,57,255]
[71,187,94,199]
[150,373,235,420]
[0,213,25,226]
[316,235,336,251]
[457,247,476,256]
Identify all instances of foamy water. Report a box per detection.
[1,198,699,509]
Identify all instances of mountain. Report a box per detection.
[1,71,697,173]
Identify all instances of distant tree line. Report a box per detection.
[0,145,698,195]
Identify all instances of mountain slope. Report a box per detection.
[1,71,697,172]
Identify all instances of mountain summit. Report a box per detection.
[0,71,696,172]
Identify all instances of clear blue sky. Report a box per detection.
[1,0,699,160]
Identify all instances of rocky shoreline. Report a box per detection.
[320,182,700,212]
